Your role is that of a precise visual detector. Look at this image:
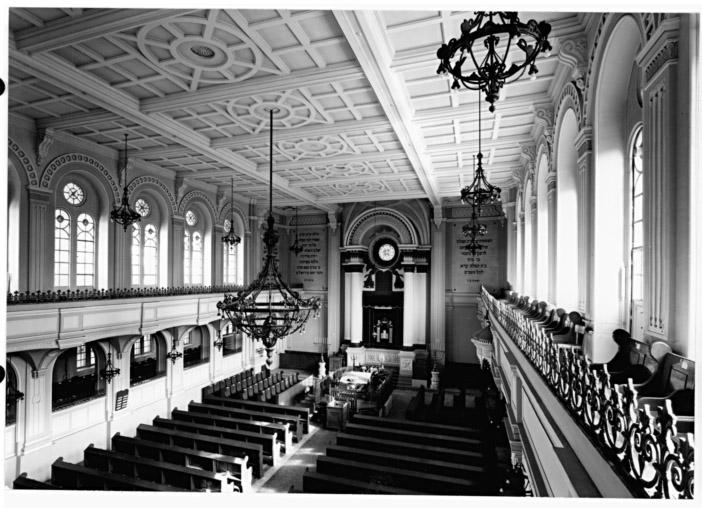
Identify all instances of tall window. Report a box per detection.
[76,345,95,368]
[134,336,152,356]
[132,222,159,286]
[184,209,203,285]
[630,128,644,301]
[54,181,97,289]
[223,243,238,284]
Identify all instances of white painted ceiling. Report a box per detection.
[8,7,590,214]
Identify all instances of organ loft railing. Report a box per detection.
[481,287,694,500]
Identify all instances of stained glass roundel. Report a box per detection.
[63,183,85,205]
[135,198,151,218]
[186,210,197,226]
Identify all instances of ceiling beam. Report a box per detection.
[36,109,124,130]
[333,10,442,207]
[141,61,366,113]
[14,9,199,54]
[286,172,419,186]
[260,149,410,171]
[210,117,390,149]
[424,134,528,155]
[10,48,334,213]
[413,93,545,124]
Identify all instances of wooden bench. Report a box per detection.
[405,385,426,421]
[349,414,481,440]
[136,424,263,478]
[172,408,292,453]
[189,401,304,442]
[345,422,481,452]
[13,473,63,489]
[83,445,236,492]
[51,457,185,491]
[203,396,310,434]
[315,455,482,495]
[598,336,671,387]
[302,470,422,495]
[152,416,280,466]
[111,434,252,492]
[335,433,485,466]
[325,445,486,481]
[635,352,695,431]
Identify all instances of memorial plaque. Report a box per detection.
[292,227,327,290]
[115,389,129,411]
[450,218,507,293]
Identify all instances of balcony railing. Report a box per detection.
[7,284,245,305]
[481,287,694,500]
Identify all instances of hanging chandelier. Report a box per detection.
[166,339,183,365]
[462,206,488,239]
[289,207,304,256]
[110,134,142,230]
[460,95,501,214]
[217,108,321,367]
[100,351,120,383]
[465,235,485,256]
[222,176,242,246]
[436,11,552,112]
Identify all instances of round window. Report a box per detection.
[63,182,85,206]
[135,198,151,218]
[186,210,197,226]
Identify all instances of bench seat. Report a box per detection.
[51,458,186,491]
[303,471,422,495]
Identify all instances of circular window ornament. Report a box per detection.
[135,198,151,218]
[63,183,85,206]
[186,210,197,226]
[378,243,396,262]
[223,219,231,233]
[371,238,399,268]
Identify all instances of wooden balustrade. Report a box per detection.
[482,287,694,500]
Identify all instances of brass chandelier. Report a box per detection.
[289,207,304,256]
[217,108,321,366]
[110,134,142,230]
[436,11,552,112]
[222,176,242,247]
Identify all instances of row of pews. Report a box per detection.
[14,373,313,492]
[205,367,302,404]
[301,414,497,495]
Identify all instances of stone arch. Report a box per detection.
[584,13,647,125]
[8,138,39,186]
[128,176,177,215]
[556,82,583,130]
[178,189,218,219]
[41,153,120,203]
[345,207,418,247]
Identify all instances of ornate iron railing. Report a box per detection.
[481,287,694,499]
[7,285,246,305]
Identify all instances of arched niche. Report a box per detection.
[7,160,22,293]
[344,207,419,247]
[590,14,643,362]
[129,184,172,287]
[555,107,580,311]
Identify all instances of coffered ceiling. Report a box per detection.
[8,7,591,214]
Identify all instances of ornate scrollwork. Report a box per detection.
[481,287,694,499]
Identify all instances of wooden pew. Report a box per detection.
[336,433,485,466]
[13,473,63,489]
[172,408,292,453]
[136,424,264,478]
[325,445,486,482]
[152,416,280,466]
[405,385,426,421]
[203,395,310,434]
[51,457,186,491]
[345,422,482,452]
[111,434,252,492]
[599,337,671,387]
[189,401,303,442]
[303,470,422,495]
[315,455,483,495]
[82,445,236,492]
[348,414,482,440]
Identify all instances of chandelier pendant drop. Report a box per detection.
[460,94,501,214]
[289,207,304,256]
[110,134,142,230]
[222,176,242,247]
[217,108,321,367]
[100,351,121,383]
[436,11,552,112]
[166,339,183,365]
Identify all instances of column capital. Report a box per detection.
[637,16,680,85]
[327,212,338,232]
[27,186,52,203]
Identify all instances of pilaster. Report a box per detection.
[27,187,52,291]
[402,262,415,348]
[575,126,593,317]
[213,225,224,285]
[326,214,341,354]
[171,216,185,287]
[429,215,446,363]
[529,197,538,298]
[546,178,558,303]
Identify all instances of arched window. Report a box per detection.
[223,243,238,284]
[54,209,71,287]
[183,210,204,285]
[132,222,159,287]
[629,127,644,336]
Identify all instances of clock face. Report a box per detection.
[378,243,396,262]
